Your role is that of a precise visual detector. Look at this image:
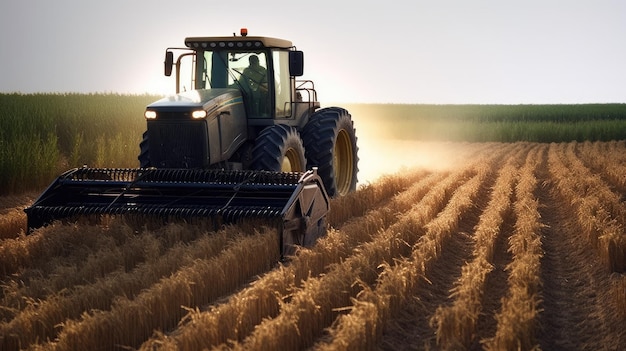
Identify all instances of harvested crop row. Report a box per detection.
[482,144,544,350]
[608,140,626,163]
[0,208,26,240]
[547,143,626,272]
[140,168,462,350]
[142,143,507,350]
[35,225,280,351]
[236,169,487,350]
[327,169,429,227]
[549,142,626,342]
[1,218,216,318]
[0,194,36,240]
[5,141,626,350]
[0,223,115,277]
[3,219,230,308]
[600,140,626,166]
[0,213,224,279]
[429,143,531,349]
[0,223,245,349]
[1,224,161,322]
[577,141,626,193]
[564,142,626,221]
[537,144,626,349]
[313,144,501,351]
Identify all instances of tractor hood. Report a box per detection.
[142,88,248,168]
[146,88,243,114]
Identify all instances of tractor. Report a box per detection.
[140,28,358,197]
[25,29,359,256]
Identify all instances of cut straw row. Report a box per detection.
[307,144,514,350]
[313,146,499,351]
[1,225,160,322]
[1,223,237,350]
[327,169,428,227]
[548,142,626,272]
[429,143,532,349]
[482,145,544,350]
[564,142,626,221]
[141,144,507,350]
[0,223,114,277]
[36,226,279,351]
[139,168,469,350]
[577,141,626,192]
[234,167,487,351]
[0,208,26,240]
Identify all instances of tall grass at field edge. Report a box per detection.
[349,103,626,142]
[0,93,160,195]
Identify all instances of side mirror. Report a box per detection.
[289,51,304,77]
[164,51,174,76]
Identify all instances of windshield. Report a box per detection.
[194,51,271,116]
[196,51,267,90]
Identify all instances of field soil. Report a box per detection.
[1,141,625,350]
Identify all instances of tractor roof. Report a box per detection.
[184,36,293,50]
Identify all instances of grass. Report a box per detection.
[348,103,626,142]
[0,93,159,194]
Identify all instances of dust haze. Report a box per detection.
[353,113,477,185]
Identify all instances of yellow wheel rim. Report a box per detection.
[281,148,304,172]
[333,129,354,196]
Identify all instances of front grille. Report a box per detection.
[148,121,208,168]
[154,111,195,120]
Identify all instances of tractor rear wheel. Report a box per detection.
[302,107,359,197]
[251,124,306,172]
[138,130,151,168]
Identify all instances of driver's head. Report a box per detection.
[249,55,259,66]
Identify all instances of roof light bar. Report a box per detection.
[185,40,263,49]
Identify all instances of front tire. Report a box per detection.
[302,107,359,197]
[138,130,151,167]
[251,124,306,172]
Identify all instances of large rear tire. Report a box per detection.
[251,124,306,172]
[138,130,151,168]
[302,107,359,197]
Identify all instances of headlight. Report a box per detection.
[144,111,157,119]
[192,110,207,119]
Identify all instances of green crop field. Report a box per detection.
[0,93,158,194]
[1,93,626,195]
[345,103,626,142]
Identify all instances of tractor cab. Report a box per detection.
[164,29,317,124]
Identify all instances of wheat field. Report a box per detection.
[1,141,625,350]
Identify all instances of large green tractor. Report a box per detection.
[140,28,359,197]
[25,29,359,256]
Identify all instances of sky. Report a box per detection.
[1,0,626,104]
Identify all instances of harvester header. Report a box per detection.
[25,167,330,256]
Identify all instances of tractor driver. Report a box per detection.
[241,55,269,115]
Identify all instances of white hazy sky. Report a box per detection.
[1,0,625,104]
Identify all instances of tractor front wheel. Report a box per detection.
[251,124,306,172]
